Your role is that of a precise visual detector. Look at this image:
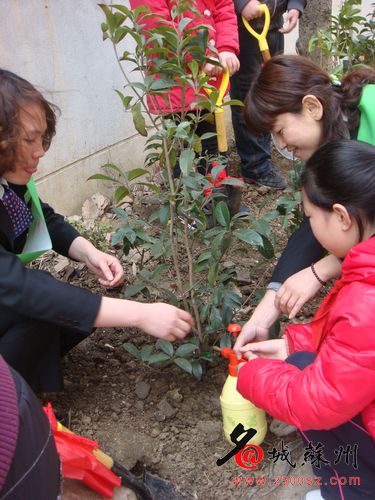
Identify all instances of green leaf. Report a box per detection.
[179,149,195,175]
[258,235,274,260]
[147,352,171,363]
[214,201,230,228]
[233,228,263,247]
[123,342,141,359]
[114,186,129,202]
[174,357,193,374]
[175,343,198,357]
[123,284,147,298]
[87,173,116,182]
[140,344,154,361]
[191,360,203,380]
[127,168,148,181]
[131,102,147,136]
[115,90,133,110]
[269,320,281,340]
[156,339,174,357]
[220,332,232,348]
[112,207,129,221]
[210,162,226,181]
[252,219,270,237]
[159,204,170,226]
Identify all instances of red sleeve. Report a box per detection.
[284,323,314,354]
[237,308,375,431]
[129,0,172,30]
[212,0,239,54]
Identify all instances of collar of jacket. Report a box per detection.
[0,178,9,200]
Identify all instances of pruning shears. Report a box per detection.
[242,4,271,62]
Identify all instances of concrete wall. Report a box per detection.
[0,0,145,214]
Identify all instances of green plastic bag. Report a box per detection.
[17,177,52,264]
[357,84,375,146]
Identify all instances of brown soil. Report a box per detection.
[45,152,321,499]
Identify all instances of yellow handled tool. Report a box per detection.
[205,67,230,153]
[242,4,271,62]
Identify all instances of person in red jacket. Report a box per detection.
[237,140,375,500]
[129,0,240,175]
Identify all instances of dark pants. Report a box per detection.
[230,19,284,179]
[0,307,89,392]
[1,365,60,499]
[286,352,375,499]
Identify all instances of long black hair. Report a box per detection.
[301,140,375,241]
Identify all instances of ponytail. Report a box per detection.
[340,66,375,131]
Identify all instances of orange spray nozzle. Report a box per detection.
[227,323,242,338]
[221,347,247,377]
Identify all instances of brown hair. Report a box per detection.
[0,69,58,176]
[244,55,375,145]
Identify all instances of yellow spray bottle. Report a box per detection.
[219,325,267,446]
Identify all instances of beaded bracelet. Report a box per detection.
[311,262,327,287]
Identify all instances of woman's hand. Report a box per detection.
[275,255,342,318]
[68,236,124,287]
[279,9,300,34]
[233,289,281,358]
[241,339,288,361]
[136,303,195,341]
[241,0,262,20]
[84,248,124,287]
[94,298,194,341]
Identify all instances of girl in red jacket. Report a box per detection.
[129,0,240,175]
[237,140,375,500]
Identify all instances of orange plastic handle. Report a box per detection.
[221,347,248,376]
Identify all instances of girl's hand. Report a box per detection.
[241,0,262,20]
[233,321,269,358]
[136,303,194,341]
[219,52,240,76]
[240,339,288,360]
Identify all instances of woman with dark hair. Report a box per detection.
[0,68,194,393]
[237,140,375,500]
[233,55,375,354]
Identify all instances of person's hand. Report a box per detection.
[219,52,240,76]
[136,303,195,341]
[68,236,124,287]
[240,339,288,360]
[279,9,300,34]
[241,0,262,20]
[275,266,322,318]
[203,58,222,76]
[84,248,124,288]
[233,321,269,358]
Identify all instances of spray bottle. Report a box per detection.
[219,324,267,446]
